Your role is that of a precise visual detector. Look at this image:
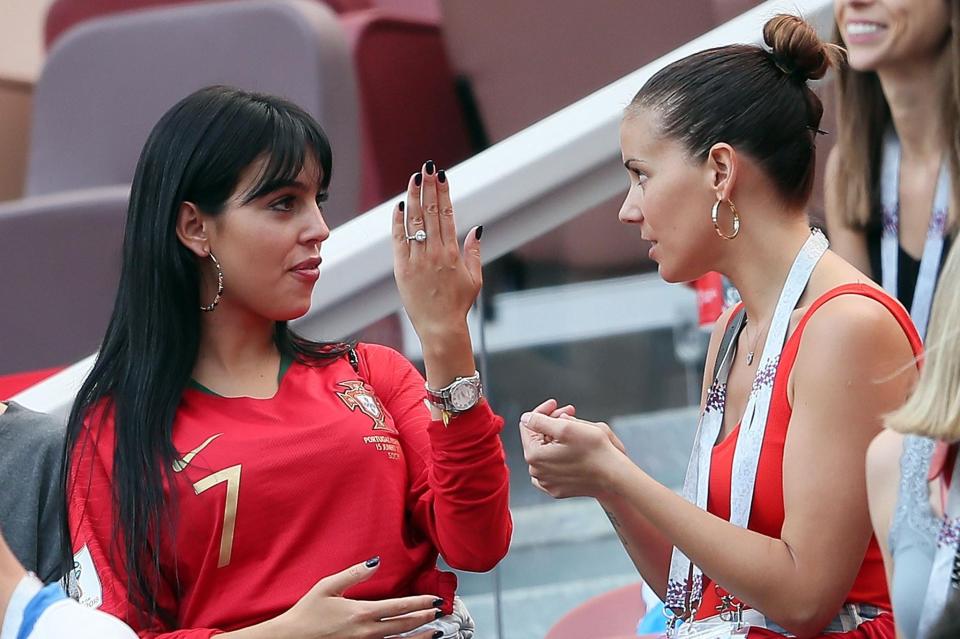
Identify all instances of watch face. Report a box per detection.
[449,380,480,411]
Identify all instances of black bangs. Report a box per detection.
[239,100,333,205]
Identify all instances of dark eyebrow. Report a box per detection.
[241,179,311,205]
[623,159,645,171]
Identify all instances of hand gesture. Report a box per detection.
[392,161,482,342]
[274,558,444,639]
[520,401,627,500]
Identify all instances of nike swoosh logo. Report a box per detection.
[172,433,223,472]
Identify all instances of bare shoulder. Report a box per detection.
[797,292,915,372]
[865,429,905,545]
[866,429,905,483]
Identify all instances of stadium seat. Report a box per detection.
[28,0,362,226]
[0,186,128,375]
[544,582,648,639]
[41,0,469,212]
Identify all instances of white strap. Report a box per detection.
[665,230,828,623]
[879,131,950,340]
[917,453,960,639]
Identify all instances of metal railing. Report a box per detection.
[12,0,835,416]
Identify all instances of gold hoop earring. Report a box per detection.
[200,252,224,312]
[711,199,740,240]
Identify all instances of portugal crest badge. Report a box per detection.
[336,381,394,432]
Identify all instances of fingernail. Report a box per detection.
[434,610,443,619]
[520,412,531,425]
[425,160,435,175]
[433,632,443,638]
[475,225,484,240]
[414,173,422,187]
[399,201,405,212]
[437,169,446,183]
[433,598,444,608]
[365,556,380,568]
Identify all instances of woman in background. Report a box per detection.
[826,0,959,339]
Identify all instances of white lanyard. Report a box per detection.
[917,452,960,639]
[665,230,829,635]
[879,130,950,340]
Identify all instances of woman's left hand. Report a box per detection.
[519,405,627,500]
[392,162,482,342]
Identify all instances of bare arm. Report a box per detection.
[597,307,737,597]
[866,430,907,639]
[524,297,917,638]
[824,148,872,276]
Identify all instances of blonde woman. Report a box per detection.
[826,0,960,340]
[867,240,960,639]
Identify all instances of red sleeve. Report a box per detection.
[67,413,222,639]
[358,344,512,572]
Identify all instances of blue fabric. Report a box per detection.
[637,601,669,635]
[17,583,67,639]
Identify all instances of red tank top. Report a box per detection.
[696,284,922,625]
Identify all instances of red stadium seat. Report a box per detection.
[545,582,648,639]
[0,367,64,401]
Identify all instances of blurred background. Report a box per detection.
[0,1,837,636]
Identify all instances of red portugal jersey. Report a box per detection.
[67,344,512,638]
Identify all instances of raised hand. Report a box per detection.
[392,161,482,343]
[271,559,443,639]
[391,161,481,389]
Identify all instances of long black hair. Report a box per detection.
[61,86,350,623]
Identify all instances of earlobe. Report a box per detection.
[175,202,210,257]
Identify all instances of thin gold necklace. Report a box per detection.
[743,317,767,366]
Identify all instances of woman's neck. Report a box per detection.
[878,54,948,162]
[719,215,813,327]
[195,304,279,392]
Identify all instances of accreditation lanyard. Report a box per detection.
[879,130,950,341]
[664,230,828,637]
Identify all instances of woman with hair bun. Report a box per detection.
[520,15,918,639]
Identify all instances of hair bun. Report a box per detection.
[763,14,838,81]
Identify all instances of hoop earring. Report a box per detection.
[711,199,740,240]
[200,252,224,312]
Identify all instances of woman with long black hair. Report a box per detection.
[62,85,510,639]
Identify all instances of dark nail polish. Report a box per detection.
[432,632,443,638]
[433,598,444,608]
[425,160,435,175]
[475,225,484,240]
[364,556,380,568]
[415,173,422,187]
[437,169,446,183]
[434,611,443,619]
[399,201,404,212]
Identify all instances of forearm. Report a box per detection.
[598,494,674,598]
[425,403,511,570]
[607,459,847,635]
[217,617,281,639]
[419,323,476,388]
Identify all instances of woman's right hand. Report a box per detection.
[268,559,443,639]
